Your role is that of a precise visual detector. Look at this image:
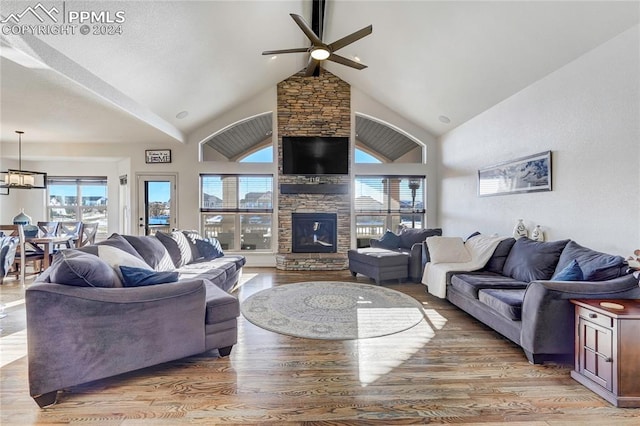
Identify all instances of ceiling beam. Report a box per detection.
[0,32,185,144]
[310,0,325,77]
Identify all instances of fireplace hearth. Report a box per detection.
[292,213,337,253]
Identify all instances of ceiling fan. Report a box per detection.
[262,13,372,77]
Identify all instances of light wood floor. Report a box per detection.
[1,268,639,425]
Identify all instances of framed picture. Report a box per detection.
[145,149,171,164]
[478,151,551,197]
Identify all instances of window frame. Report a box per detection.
[46,176,109,240]
[199,174,274,252]
[354,175,426,244]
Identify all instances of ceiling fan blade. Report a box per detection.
[262,48,309,55]
[328,25,372,52]
[328,54,367,70]
[304,57,320,77]
[290,13,324,46]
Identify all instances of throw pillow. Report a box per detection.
[377,230,401,249]
[156,230,194,268]
[552,259,584,281]
[95,233,146,261]
[95,245,154,285]
[484,238,516,274]
[182,230,224,260]
[182,230,206,259]
[502,238,570,283]
[195,238,224,260]
[426,236,472,264]
[398,228,443,249]
[48,250,120,288]
[122,235,175,271]
[554,240,625,281]
[119,265,179,287]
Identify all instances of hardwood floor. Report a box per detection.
[1,267,639,424]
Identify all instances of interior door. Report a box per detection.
[136,174,177,236]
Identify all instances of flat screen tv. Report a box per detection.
[282,136,349,175]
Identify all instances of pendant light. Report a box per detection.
[1,130,47,189]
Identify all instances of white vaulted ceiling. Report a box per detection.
[0,1,638,153]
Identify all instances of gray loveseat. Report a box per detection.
[444,236,640,364]
[26,232,245,407]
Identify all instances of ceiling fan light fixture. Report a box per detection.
[310,47,330,60]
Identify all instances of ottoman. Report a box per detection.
[348,248,410,284]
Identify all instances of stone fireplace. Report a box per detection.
[276,70,351,270]
[291,213,337,253]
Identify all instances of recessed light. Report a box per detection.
[438,115,451,124]
[353,55,361,62]
[176,111,189,119]
[271,55,278,60]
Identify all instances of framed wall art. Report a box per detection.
[145,149,172,164]
[478,151,552,197]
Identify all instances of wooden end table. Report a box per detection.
[570,299,640,408]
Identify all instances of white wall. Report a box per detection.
[438,26,639,255]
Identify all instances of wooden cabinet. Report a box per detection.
[570,299,640,407]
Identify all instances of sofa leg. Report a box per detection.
[350,271,357,277]
[33,391,57,408]
[524,350,547,365]
[218,345,233,357]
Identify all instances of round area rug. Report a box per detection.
[240,281,424,340]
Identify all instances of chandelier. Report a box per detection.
[1,131,47,190]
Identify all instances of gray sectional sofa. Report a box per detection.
[444,236,640,364]
[26,231,245,407]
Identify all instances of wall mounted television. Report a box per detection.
[282,136,349,175]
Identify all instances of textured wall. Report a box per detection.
[276,70,351,270]
[438,26,639,255]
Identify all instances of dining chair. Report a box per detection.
[0,224,43,284]
[78,222,98,247]
[37,221,59,238]
[0,235,19,284]
[57,221,83,248]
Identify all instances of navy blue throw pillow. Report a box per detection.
[195,238,224,260]
[377,230,401,249]
[119,265,179,287]
[552,259,584,281]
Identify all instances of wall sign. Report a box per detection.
[145,149,172,164]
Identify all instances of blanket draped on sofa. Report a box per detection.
[422,234,507,298]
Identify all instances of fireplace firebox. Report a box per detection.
[292,213,337,253]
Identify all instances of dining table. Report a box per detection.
[25,235,73,270]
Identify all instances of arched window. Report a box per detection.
[239,146,273,163]
[355,148,382,164]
